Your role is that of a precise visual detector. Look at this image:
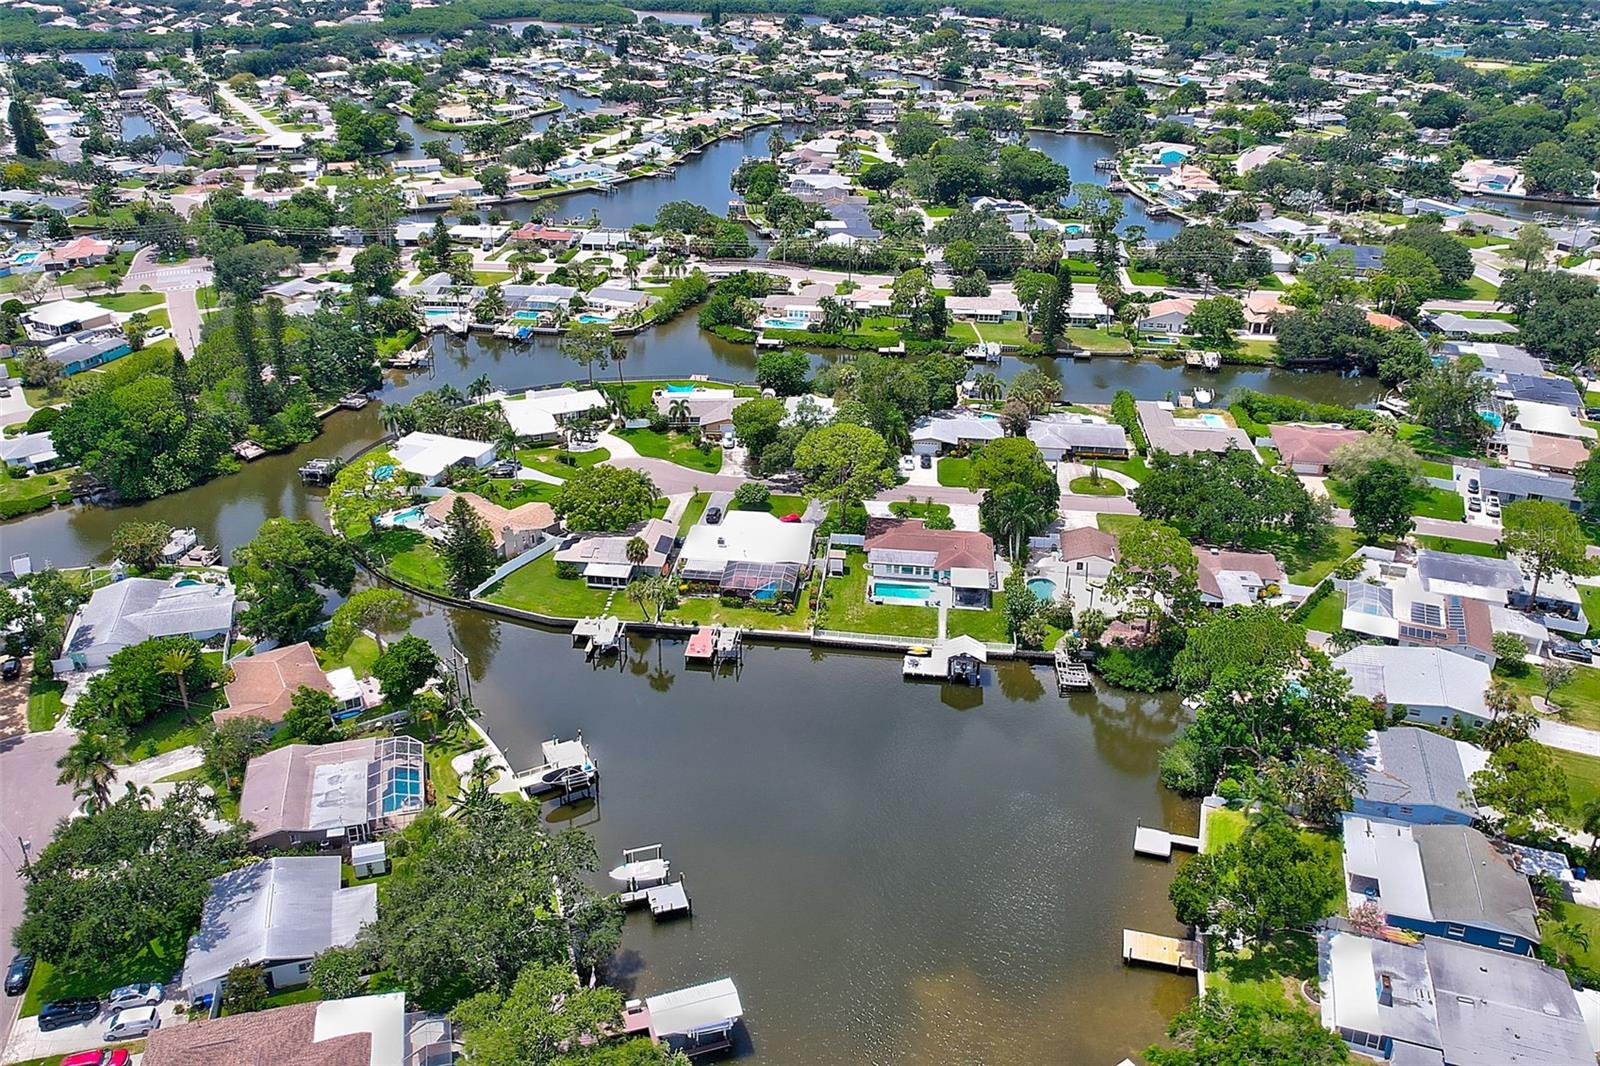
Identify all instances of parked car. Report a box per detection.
[1467,497,1482,513]
[1485,496,1501,518]
[487,459,518,478]
[0,386,10,398]
[143,326,168,341]
[104,983,162,1011]
[1467,476,1480,494]
[61,1050,132,1066]
[36,998,99,1031]
[898,455,915,473]
[1550,636,1593,664]
[920,454,932,469]
[4,953,33,995]
[103,1005,159,1041]
[1,657,19,681]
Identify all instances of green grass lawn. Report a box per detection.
[1297,589,1346,634]
[615,378,734,414]
[1096,513,1145,538]
[27,676,65,731]
[473,271,513,285]
[1127,268,1170,286]
[1329,479,1465,522]
[1279,526,1359,586]
[1517,665,1600,731]
[0,464,74,514]
[1396,422,1481,459]
[936,456,972,488]
[482,552,617,619]
[404,722,483,807]
[617,428,723,473]
[1578,585,1600,639]
[1209,933,1322,1013]
[20,933,187,1015]
[1205,806,1249,851]
[1543,898,1600,971]
[315,634,382,678]
[947,318,1030,347]
[1435,276,1500,301]
[58,254,131,289]
[1415,534,1503,558]
[663,577,817,632]
[815,551,1011,641]
[1097,456,1150,482]
[1068,475,1124,496]
[1419,459,1456,480]
[91,291,165,313]
[121,689,226,762]
[356,529,447,593]
[889,499,953,523]
[1062,326,1133,353]
[516,445,610,480]
[1546,746,1600,821]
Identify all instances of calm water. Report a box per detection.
[395,605,1199,1064]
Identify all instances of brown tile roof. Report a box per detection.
[1058,526,1119,563]
[1192,547,1284,599]
[424,491,556,550]
[143,1002,371,1066]
[864,520,995,571]
[1268,423,1369,469]
[219,642,331,725]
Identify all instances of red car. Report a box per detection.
[61,1051,131,1066]
[779,513,801,523]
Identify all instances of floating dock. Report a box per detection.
[621,878,692,920]
[337,393,370,409]
[687,624,743,665]
[1123,929,1198,972]
[1133,824,1202,860]
[574,615,624,658]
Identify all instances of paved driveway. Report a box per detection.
[0,732,77,1056]
[4,1000,181,1063]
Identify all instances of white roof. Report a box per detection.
[392,431,495,479]
[1513,400,1596,440]
[500,387,607,436]
[647,978,744,1037]
[1333,644,1491,719]
[28,298,107,327]
[312,992,405,1066]
[679,511,815,570]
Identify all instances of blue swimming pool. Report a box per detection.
[386,505,426,528]
[1027,578,1057,600]
[382,767,422,813]
[759,315,811,330]
[575,312,614,324]
[512,309,543,321]
[874,581,932,603]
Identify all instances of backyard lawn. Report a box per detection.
[936,456,972,488]
[1546,745,1600,821]
[617,428,723,473]
[815,551,1011,642]
[947,318,1029,346]
[27,676,65,732]
[0,464,74,515]
[482,552,616,619]
[315,634,382,677]
[662,577,817,632]
[1062,326,1132,353]
[1275,526,1359,586]
[1297,589,1346,634]
[1579,585,1600,638]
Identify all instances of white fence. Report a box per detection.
[469,536,559,598]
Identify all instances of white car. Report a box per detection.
[144,326,169,341]
[104,1005,160,1040]
[105,982,163,1011]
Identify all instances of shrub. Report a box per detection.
[555,561,581,580]
[733,482,770,508]
[1091,642,1176,692]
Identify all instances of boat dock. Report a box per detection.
[1123,929,1199,972]
[621,879,693,919]
[903,635,987,685]
[686,624,743,665]
[623,978,744,1058]
[510,733,598,803]
[610,844,693,920]
[573,615,624,658]
[1054,652,1092,692]
[1133,824,1202,860]
[384,348,435,369]
[337,393,371,409]
[298,458,340,485]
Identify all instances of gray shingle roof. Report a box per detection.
[1360,727,1475,817]
[1425,937,1590,1065]
[1413,825,1540,943]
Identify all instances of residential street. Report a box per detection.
[0,732,77,1057]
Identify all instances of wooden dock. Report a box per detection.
[1123,929,1198,972]
[621,879,692,919]
[1133,824,1202,860]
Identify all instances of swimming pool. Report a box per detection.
[1027,578,1057,600]
[512,309,544,322]
[13,252,39,265]
[1143,335,1178,345]
[385,505,426,529]
[1193,413,1229,429]
[576,312,614,324]
[874,581,933,603]
[382,767,422,813]
[759,315,811,330]
[423,308,457,320]
[666,383,695,393]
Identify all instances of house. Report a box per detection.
[1350,727,1486,826]
[1418,547,1585,632]
[1504,399,1596,443]
[1027,414,1131,461]
[500,284,579,316]
[553,518,676,588]
[1059,526,1119,579]
[42,235,111,271]
[1495,372,1583,415]
[0,431,58,471]
[1135,401,1253,455]
[412,175,482,206]
[23,298,115,337]
[1333,644,1493,726]
[654,387,750,436]
[1137,297,1195,334]
[1269,423,1368,475]
[862,520,997,608]
[179,857,377,1003]
[238,735,427,852]
[1496,428,1591,474]
[499,386,607,440]
[218,641,338,725]
[422,491,556,558]
[142,992,434,1066]
[1234,144,1283,174]
[1193,547,1283,606]
[1340,815,1540,955]
[1479,466,1579,511]
[391,431,497,484]
[1319,931,1593,1065]
[54,576,236,674]
[1429,311,1518,339]
[943,293,1023,322]
[39,332,131,376]
[678,511,817,602]
[510,223,579,247]
[909,411,1004,456]
[1338,570,1499,666]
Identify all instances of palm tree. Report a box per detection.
[1582,799,1600,862]
[57,732,121,813]
[157,645,196,712]
[436,384,466,407]
[989,485,1049,560]
[625,535,649,571]
[469,374,493,404]
[668,397,691,427]
[971,371,1002,403]
[458,752,498,813]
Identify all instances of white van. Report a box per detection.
[104,1004,160,1040]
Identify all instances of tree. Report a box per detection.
[110,521,172,572]
[1133,449,1330,548]
[15,784,248,968]
[1104,521,1200,638]
[370,635,440,707]
[285,686,341,744]
[70,636,220,732]
[1369,244,1441,318]
[56,732,122,813]
[1145,992,1349,1066]
[552,465,659,533]
[1172,607,1306,695]
[754,350,810,396]
[792,423,894,503]
[1541,660,1575,709]
[1187,295,1244,349]
[326,588,409,655]
[230,519,356,644]
[157,644,196,712]
[362,804,621,1001]
[309,946,368,1000]
[1347,460,1416,542]
[730,396,786,469]
[1501,500,1591,604]
[202,716,271,792]
[451,962,629,1066]
[222,964,270,1015]
[1404,360,1495,450]
[8,99,47,158]
[1169,817,1340,944]
[1471,739,1568,835]
[441,495,498,596]
[559,321,620,387]
[1509,224,1553,271]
